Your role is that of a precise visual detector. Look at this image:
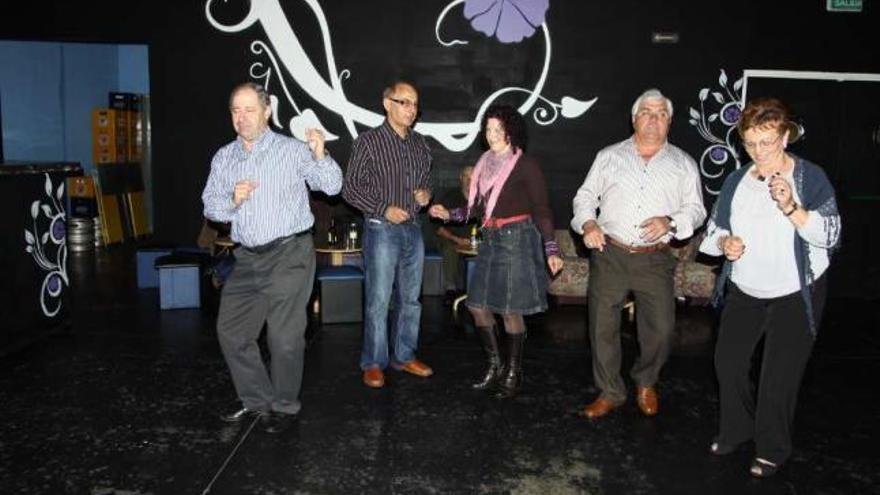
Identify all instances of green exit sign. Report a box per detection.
[827,0,863,12]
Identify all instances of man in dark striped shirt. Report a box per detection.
[343,81,434,388]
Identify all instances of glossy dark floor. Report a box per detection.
[1,245,878,495]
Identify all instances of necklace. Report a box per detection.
[754,155,791,181]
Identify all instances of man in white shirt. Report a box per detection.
[571,88,706,419]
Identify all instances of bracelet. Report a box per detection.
[784,203,798,216]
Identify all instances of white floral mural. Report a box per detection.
[688,69,744,196]
[24,174,69,318]
[205,0,596,152]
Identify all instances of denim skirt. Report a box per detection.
[466,220,549,315]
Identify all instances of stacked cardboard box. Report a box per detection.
[92,108,129,164]
[67,175,98,218]
[109,92,143,162]
[91,92,151,243]
[92,92,143,164]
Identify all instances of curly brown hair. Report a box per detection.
[737,97,801,142]
[481,104,528,152]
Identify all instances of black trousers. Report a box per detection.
[714,275,827,464]
[217,233,315,415]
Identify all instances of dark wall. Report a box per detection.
[3,1,879,296]
[0,89,4,162]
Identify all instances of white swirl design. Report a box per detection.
[24,174,69,317]
[205,0,595,152]
[688,69,744,196]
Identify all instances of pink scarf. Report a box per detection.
[467,148,522,223]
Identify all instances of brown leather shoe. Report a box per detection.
[636,386,659,416]
[392,359,434,377]
[363,367,385,388]
[577,398,620,419]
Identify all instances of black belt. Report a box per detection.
[242,231,309,254]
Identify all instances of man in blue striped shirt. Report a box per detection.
[202,82,343,433]
[343,81,434,388]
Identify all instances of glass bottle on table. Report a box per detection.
[470,224,479,250]
[328,218,338,246]
[348,222,358,249]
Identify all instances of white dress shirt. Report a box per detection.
[571,137,706,246]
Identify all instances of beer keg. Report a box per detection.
[92,217,104,247]
[67,216,95,252]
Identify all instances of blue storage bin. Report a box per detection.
[422,249,444,296]
[316,266,364,323]
[156,255,201,309]
[464,256,477,286]
[136,247,174,288]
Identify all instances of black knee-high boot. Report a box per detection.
[494,332,525,399]
[472,325,503,390]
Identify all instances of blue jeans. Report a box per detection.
[360,218,424,370]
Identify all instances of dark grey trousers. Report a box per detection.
[587,243,677,404]
[217,233,315,415]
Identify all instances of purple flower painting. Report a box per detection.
[464,0,549,43]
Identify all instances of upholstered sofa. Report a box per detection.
[548,228,717,303]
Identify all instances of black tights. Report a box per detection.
[469,307,525,334]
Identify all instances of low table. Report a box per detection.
[315,245,362,266]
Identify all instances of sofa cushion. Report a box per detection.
[549,229,589,297]
[670,230,704,262]
[549,256,589,297]
[555,229,579,257]
[674,261,717,300]
[547,228,716,303]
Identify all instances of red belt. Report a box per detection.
[482,214,532,229]
[607,236,668,254]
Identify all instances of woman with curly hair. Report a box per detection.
[429,104,563,399]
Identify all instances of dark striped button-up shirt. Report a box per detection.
[342,121,432,218]
[202,129,343,247]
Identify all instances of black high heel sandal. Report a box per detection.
[749,457,781,478]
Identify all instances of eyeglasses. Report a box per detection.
[742,135,781,150]
[387,97,419,109]
[636,109,670,120]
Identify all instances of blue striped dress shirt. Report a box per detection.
[571,137,706,246]
[202,129,343,247]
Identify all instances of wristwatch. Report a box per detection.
[665,216,677,234]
